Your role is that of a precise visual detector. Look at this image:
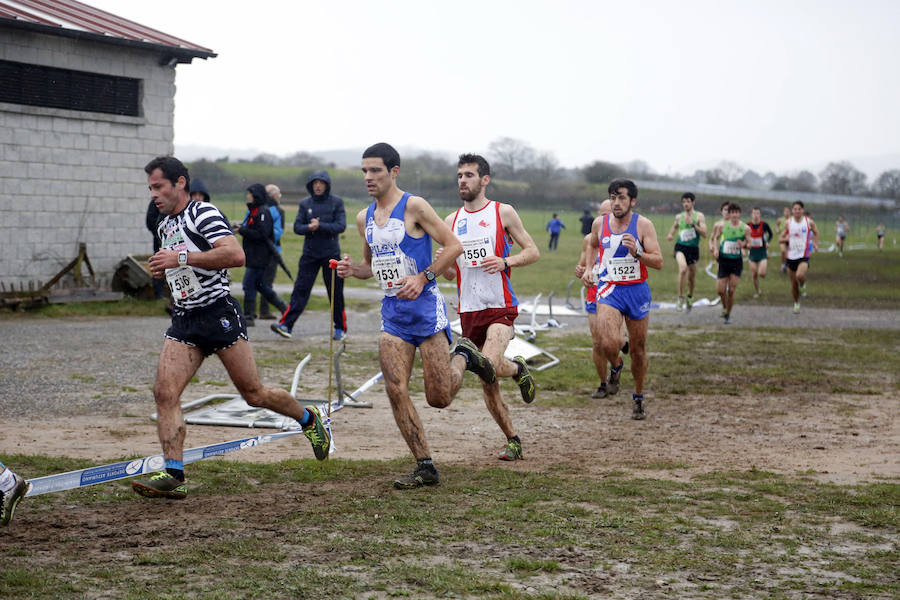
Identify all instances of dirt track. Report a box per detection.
[1,305,897,485]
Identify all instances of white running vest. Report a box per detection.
[450,201,517,313]
[787,217,812,260]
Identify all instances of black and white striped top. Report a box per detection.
[157,200,234,310]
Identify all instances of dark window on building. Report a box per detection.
[0,59,140,116]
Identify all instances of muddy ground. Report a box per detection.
[0,306,897,598]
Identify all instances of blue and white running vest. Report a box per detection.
[365,193,449,339]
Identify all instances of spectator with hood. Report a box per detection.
[271,170,347,340]
[237,183,288,326]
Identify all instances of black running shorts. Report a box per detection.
[785,257,809,272]
[717,257,743,278]
[674,244,700,265]
[166,295,248,356]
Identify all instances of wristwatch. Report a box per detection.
[423,269,435,282]
[634,247,643,259]
[178,251,188,266]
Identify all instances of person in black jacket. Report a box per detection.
[237,183,287,326]
[145,199,169,300]
[271,170,347,339]
[258,184,286,319]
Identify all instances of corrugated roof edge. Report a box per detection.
[0,16,216,63]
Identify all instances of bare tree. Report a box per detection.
[772,170,818,192]
[280,151,328,167]
[582,160,626,184]
[819,161,867,195]
[487,137,536,179]
[873,169,900,199]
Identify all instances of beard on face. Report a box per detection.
[459,182,481,202]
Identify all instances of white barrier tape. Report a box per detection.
[25,428,309,497]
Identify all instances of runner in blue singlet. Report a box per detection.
[337,143,497,490]
[581,179,663,420]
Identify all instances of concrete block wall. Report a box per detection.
[0,28,182,288]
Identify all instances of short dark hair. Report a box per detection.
[608,178,638,199]
[457,153,491,178]
[793,200,805,209]
[752,206,761,212]
[144,156,190,189]
[681,192,696,202]
[362,142,401,170]
[728,203,741,213]
[720,201,730,210]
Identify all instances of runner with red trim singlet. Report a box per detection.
[779,200,819,314]
[575,200,629,399]
[747,207,774,298]
[581,179,663,420]
[436,154,540,461]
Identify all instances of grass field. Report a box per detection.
[212,196,900,308]
[8,199,897,319]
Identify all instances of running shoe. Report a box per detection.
[245,317,256,327]
[393,464,439,489]
[685,296,693,312]
[800,283,807,298]
[453,337,496,384]
[0,470,30,525]
[632,396,646,420]
[793,302,800,314]
[270,323,292,339]
[724,314,731,324]
[258,313,277,320]
[753,292,760,298]
[499,438,523,461]
[676,296,684,312]
[591,383,609,399]
[303,406,331,461]
[512,356,536,403]
[607,358,624,395]
[131,472,187,500]
[333,328,346,341]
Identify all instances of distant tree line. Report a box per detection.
[188,138,900,205]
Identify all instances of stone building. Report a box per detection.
[0,0,214,291]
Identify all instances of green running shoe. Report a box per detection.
[499,438,523,461]
[0,470,30,525]
[607,358,624,395]
[512,356,536,403]
[453,337,496,384]
[303,406,331,461]
[393,464,439,490]
[131,472,187,500]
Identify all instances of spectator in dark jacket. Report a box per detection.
[145,199,168,299]
[579,209,594,236]
[238,183,287,326]
[189,178,210,203]
[271,170,347,339]
[258,184,286,319]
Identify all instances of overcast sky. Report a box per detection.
[88,0,900,177]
